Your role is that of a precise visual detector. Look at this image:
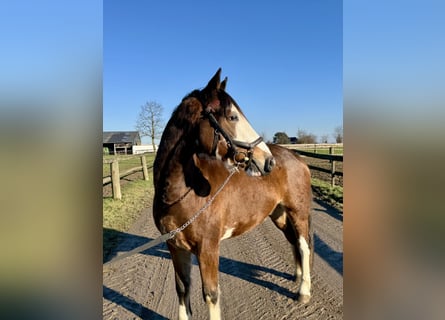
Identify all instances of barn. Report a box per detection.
[103,131,141,155]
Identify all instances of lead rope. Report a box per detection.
[168,165,239,238]
[103,166,239,267]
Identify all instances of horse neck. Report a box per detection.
[154,127,196,202]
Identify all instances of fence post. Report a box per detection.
[329,147,336,187]
[141,155,149,181]
[111,160,122,199]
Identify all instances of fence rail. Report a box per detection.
[103,155,152,199]
[282,145,343,187]
[280,143,343,152]
[103,145,343,199]
[293,149,343,162]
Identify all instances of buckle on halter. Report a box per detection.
[233,150,250,165]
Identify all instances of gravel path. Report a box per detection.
[103,199,343,319]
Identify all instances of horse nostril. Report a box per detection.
[265,157,276,173]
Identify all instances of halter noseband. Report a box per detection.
[204,110,263,165]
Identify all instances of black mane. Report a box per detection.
[152,86,237,188]
[153,90,203,187]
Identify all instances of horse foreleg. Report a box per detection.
[295,214,313,304]
[297,234,312,303]
[286,210,312,304]
[168,243,192,320]
[197,243,221,320]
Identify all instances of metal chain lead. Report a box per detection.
[103,166,239,267]
[169,166,239,239]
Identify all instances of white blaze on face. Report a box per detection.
[230,104,272,155]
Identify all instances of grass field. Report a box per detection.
[103,153,156,177]
[103,154,156,259]
[311,178,343,211]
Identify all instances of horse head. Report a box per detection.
[193,68,276,176]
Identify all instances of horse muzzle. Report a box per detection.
[245,155,275,177]
[264,156,276,173]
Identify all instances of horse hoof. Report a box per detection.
[298,294,311,304]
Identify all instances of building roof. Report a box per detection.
[103,131,140,144]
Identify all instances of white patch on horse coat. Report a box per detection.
[232,108,261,144]
[221,227,234,240]
[292,244,303,281]
[246,167,261,177]
[257,140,271,153]
[206,286,221,320]
[178,303,190,320]
[230,103,273,158]
[298,235,311,297]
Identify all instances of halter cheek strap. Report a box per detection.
[205,111,236,155]
[204,111,263,165]
[210,127,220,155]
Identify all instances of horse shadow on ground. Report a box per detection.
[218,255,297,299]
[104,225,343,314]
[313,198,343,222]
[104,228,297,298]
[103,285,168,320]
[314,233,343,275]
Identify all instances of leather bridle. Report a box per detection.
[204,110,263,166]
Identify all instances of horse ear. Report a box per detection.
[220,77,228,91]
[202,68,222,111]
[204,68,222,92]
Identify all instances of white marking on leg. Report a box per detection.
[292,244,303,282]
[221,227,234,240]
[178,302,190,320]
[206,286,221,320]
[295,263,303,282]
[295,262,303,282]
[298,235,311,297]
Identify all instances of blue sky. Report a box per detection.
[104,0,342,144]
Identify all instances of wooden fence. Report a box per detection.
[280,143,343,153]
[103,145,343,199]
[282,144,343,187]
[103,155,152,199]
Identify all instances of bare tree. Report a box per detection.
[135,101,164,152]
[320,134,329,144]
[296,129,317,144]
[333,125,343,143]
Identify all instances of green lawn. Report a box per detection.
[311,178,343,211]
[103,154,156,260]
[103,153,156,177]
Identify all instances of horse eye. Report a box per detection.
[228,115,239,122]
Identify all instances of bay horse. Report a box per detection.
[153,69,312,320]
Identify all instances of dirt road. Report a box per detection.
[103,199,343,319]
